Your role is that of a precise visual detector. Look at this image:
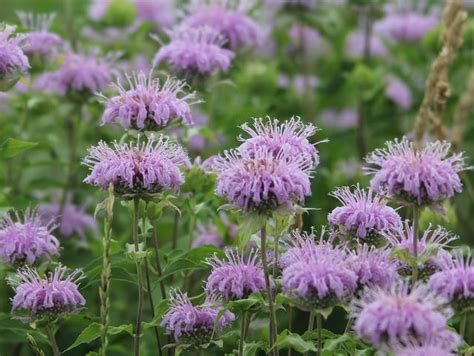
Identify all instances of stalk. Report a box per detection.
[144,258,162,355]
[460,313,467,342]
[273,235,279,277]
[151,222,166,299]
[411,206,421,285]
[59,114,78,215]
[132,198,144,356]
[238,311,248,356]
[260,224,278,356]
[303,311,315,356]
[287,306,293,356]
[316,313,322,356]
[45,326,61,356]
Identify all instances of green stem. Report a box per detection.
[273,235,280,277]
[133,198,144,356]
[45,326,61,356]
[188,214,196,249]
[316,313,322,356]
[59,114,78,215]
[239,311,248,356]
[287,307,293,356]
[303,311,315,356]
[261,224,278,356]
[460,313,467,342]
[151,222,166,299]
[144,258,162,355]
[412,206,421,285]
[344,318,353,334]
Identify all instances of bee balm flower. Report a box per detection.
[0,25,29,90]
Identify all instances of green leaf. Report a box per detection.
[275,329,317,353]
[237,213,267,251]
[243,342,264,356]
[64,323,133,352]
[391,247,416,266]
[0,138,38,158]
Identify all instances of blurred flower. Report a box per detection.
[278,73,319,95]
[154,26,235,77]
[17,12,62,60]
[100,71,198,130]
[134,0,175,29]
[365,138,468,205]
[0,209,59,265]
[348,244,399,291]
[35,50,115,96]
[161,290,234,344]
[213,146,313,213]
[352,282,458,350]
[38,198,98,241]
[428,250,474,312]
[9,265,85,318]
[88,0,114,20]
[192,223,224,248]
[385,75,412,110]
[0,25,29,88]
[383,222,457,279]
[288,24,327,56]
[183,0,263,49]
[238,116,322,167]
[392,338,458,356]
[83,136,190,198]
[328,185,402,244]
[335,158,361,179]
[205,249,268,300]
[345,30,388,58]
[320,108,358,131]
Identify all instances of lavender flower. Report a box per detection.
[385,75,412,110]
[348,244,399,291]
[328,185,402,245]
[281,230,357,310]
[192,223,224,248]
[383,222,457,279]
[238,117,322,167]
[38,199,98,241]
[205,249,268,301]
[154,26,235,77]
[0,25,29,87]
[365,138,468,205]
[17,13,62,60]
[161,290,234,344]
[287,25,327,56]
[183,0,263,49]
[100,71,198,130]
[134,0,175,29]
[320,108,358,131]
[88,0,113,20]
[0,209,59,265]
[83,136,190,198]
[352,282,458,350]
[345,30,388,58]
[428,250,474,312]
[9,265,85,318]
[35,50,115,97]
[213,146,313,213]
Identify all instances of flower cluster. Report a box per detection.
[365,138,468,205]
[100,71,198,130]
[0,25,29,85]
[205,249,268,301]
[83,136,190,198]
[192,223,224,248]
[0,209,59,265]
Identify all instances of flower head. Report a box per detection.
[100,71,198,130]
[328,185,402,245]
[0,25,29,85]
[83,136,190,198]
[365,138,468,205]
[9,265,85,318]
[352,282,458,350]
[192,223,224,248]
[385,75,412,110]
[383,222,457,279]
[428,250,474,312]
[154,26,235,77]
[320,108,358,131]
[17,12,63,59]
[183,0,263,49]
[35,50,115,96]
[213,146,313,213]
[345,30,388,58]
[238,117,322,167]
[0,209,59,265]
[205,249,268,301]
[161,290,234,344]
[134,0,175,29]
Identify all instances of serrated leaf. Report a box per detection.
[275,329,317,353]
[0,138,38,158]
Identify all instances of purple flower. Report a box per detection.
[365,137,468,205]
[288,25,327,56]
[383,222,457,279]
[88,0,113,20]
[281,229,357,310]
[0,209,59,265]
[38,199,98,241]
[348,244,399,291]
[328,185,402,244]
[352,282,458,350]
[385,75,412,110]
[320,108,358,131]
[154,26,235,77]
[205,249,268,301]
[238,116,322,167]
[428,250,474,312]
[134,0,175,29]
[35,50,115,96]
[99,71,198,130]
[83,136,190,198]
[213,146,313,213]
[0,25,29,83]
[161,290,235,344]
[192,223,224,248]
[345,30,388,58]
[183,0,263,49]
[17,13,63,59]
[9,265,85,317]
